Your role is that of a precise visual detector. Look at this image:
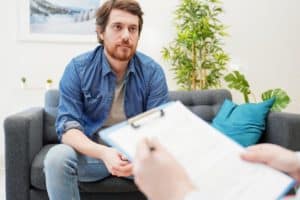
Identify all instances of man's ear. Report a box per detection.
[99,32,104,40]
[96,26,104,40]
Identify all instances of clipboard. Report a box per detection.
[99,102,173,161]
[98,101,296,200]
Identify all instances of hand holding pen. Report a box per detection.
[133,137,196,200]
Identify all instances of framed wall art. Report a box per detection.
[17,0,101,43]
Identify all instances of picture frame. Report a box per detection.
[17,0,101,43]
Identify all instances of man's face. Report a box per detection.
[100,9,140,62]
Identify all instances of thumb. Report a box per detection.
[241,145,272,164]
[135,137,151,161]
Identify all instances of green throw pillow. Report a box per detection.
[212,98,275,147]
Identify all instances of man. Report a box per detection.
[133,138,300,200]
[43,0,168,199]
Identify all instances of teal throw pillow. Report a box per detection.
[212,98,275,147]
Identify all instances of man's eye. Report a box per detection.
[113,25,122,31]
[129,27,137,33]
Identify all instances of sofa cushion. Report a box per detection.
[212,98,275,147]
[31,144,140,192]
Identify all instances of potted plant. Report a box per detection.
[162,0,229,90]
[224,70,290,111]
[162,0,290,111]
[21,77,27,89]
[46,79,53,90]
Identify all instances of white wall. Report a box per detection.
[223,0,300,108]
[1,0,300,165]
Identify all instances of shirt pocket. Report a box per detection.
[83,90,107,120]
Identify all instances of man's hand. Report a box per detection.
[241,143,300,182]
[101,147,132,177]
[133,138,196,200]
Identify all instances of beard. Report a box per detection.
[104,40,137,62]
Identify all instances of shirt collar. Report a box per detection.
[101,52,113,77]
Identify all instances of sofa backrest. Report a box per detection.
[43,89,232,144]
[169,89,231,122]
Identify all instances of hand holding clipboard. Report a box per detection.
[99,101,295,200]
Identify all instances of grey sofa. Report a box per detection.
[4,89,300,200]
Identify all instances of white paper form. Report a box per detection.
[100,101,295,200]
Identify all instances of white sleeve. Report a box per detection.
[184,191,209,200]
[294,152,300,198]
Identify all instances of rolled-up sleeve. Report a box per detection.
[55,59,84,141]
[146,64,169,109]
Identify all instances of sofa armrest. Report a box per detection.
[4,107,44,200]
[261,112,300,151]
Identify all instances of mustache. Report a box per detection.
[117,42,132,48]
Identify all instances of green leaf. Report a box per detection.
[224,71,250,92]
[162,0,228,91]
[261,88,290,111]
[161,47,170,60]
[224,71,251,102]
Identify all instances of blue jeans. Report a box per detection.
[44,144,111,200]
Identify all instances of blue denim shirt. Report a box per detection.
[55,45,169,141]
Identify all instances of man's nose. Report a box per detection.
[121,29,130,41]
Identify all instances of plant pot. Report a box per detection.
[21,82,27,89]
[46,83,52,90]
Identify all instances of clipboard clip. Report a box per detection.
[128,108,165,129]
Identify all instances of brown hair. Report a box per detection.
[95,0,144,44]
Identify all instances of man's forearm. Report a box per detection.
[61,129,107,160]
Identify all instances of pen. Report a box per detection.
[149,146,155,152]
[145,137,156,152]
